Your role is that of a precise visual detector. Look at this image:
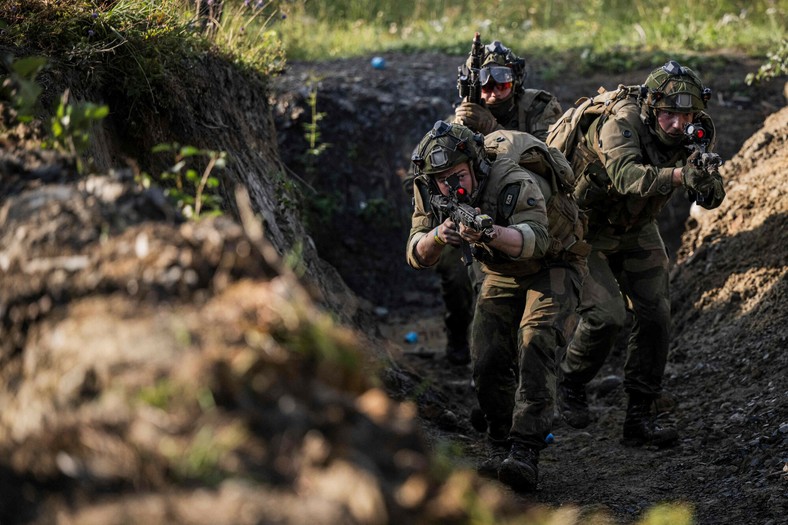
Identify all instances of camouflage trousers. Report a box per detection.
[436,244,484,347]
[471,264,582,450]
[560,220,670,397]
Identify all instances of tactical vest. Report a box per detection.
[483,130,590,259]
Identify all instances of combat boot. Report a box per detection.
[497,443,539,492]
[622,394,679,447]
[477,433,509,478]
[557,380,591,429]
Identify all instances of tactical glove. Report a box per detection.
[682,162,726,210]
[454,102,501,135]
[696,170,726,209]
[681,156,707,193]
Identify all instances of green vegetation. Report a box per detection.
[47,89,110,169]
[746,38,788,84]
[274,0,786,67]
[148,142,227,218]
[0,55,47,123]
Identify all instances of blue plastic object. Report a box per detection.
[404,331,418,344]
[545,433,555,444]
[371,56,386,70]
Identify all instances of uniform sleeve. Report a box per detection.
[496,159,551,260]
[405,180,436,269]
[596,116,675,198]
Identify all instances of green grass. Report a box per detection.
[271,0,786,63]
[2,1,784,90]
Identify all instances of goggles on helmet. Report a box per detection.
[425,146,452,170]
[479,66,514,87]
[412,120,483,176]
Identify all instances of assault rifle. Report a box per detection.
[430,173,494,266]
[456,32,484,106]
[684,123,722,205]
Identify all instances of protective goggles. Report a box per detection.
[479,66,514,87]
[669,92,694,110]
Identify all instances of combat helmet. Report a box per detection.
[641,60,711,114]
[412,120,490,183]
[640,60,711,146]
[466,40,526,94]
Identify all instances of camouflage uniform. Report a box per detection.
[556,61,725,445]
[405,41,563,363]
[473,88,563,142]
[407,123,584,490]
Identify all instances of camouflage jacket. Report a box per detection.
[406,157,550,277]
[486,88,563,142]
[576,96,717,231]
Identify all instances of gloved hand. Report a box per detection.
[681,155,707,193]
[682,162,726,209]
[454,102,500,135]
[696,170,726,209]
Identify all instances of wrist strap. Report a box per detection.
[433,227,446,246]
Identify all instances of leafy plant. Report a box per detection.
[270,168,301,214]
[0,55,47,123]
[746,39,788,85]
[47,88,110,170]
[301,75,331,177]
[152,142,228,219]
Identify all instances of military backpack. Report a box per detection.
[545,84,639,180]
[483,130,590,258]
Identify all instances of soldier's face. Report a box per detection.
[656,110,694,136]
[481,81,513,104]
[433,162,475,197]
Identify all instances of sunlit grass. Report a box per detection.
[271,0,786,64]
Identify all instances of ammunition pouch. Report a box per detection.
[546,191,591,258]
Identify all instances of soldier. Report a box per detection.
[454,40,563,141]
[406,120,585,492]
[553,61,726,446]
[402,40,564,366]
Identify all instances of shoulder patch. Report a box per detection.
[498,183,521,220]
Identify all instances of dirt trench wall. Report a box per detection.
[81,52,365,325]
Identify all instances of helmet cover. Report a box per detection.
[464,40,526,92]
[412,121,487,176]
[644,60,710,112]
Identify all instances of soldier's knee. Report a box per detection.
[587,304,627,330]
